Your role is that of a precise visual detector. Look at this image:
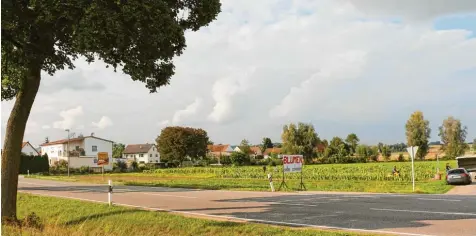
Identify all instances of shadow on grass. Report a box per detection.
[64,209,140,226]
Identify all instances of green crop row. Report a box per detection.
[143,161,456,182]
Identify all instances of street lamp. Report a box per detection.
[65,129,70,177]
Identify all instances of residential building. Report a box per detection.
[263,147,283,159]
[233,146,263,157]
[40,136,113,170]
[123,144,160,163]
[22,141,40,156]
[207,144,234,157]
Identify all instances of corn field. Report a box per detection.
[144,161,456,182]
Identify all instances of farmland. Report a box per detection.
[27,160,456,194]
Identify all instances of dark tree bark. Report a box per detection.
[1,64,41,221]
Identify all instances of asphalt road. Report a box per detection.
[18,178,476,236]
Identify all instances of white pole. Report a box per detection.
[27,170,30,177]
[268,173,275,192]
[108,180,112,206]
[411,147,415,192]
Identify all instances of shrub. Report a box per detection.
[230,152,247,166]
[398,154,405,162]
[79,166,90,174]
[22,212,43,230]
[220,155,231,165]
[113,161,127,172]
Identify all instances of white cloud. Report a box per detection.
[92,116,113,129]
[172,98,203,124]
[208,67,256,123]
[348,0,476,20]
[52,106,84,130]
[2,0,476,146]
[41,125,51,130]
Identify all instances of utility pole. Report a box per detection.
[65,129,70,177]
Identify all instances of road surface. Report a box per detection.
[19,178,476,236]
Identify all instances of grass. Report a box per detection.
[3,193,376,236]
[27,160,456,194]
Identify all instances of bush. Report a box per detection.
[22,212,43,230]
[230,152,247,166]
[398,154,405,162]
[79,166,90,174]
[220,155,231,165]
[113,161,127,172]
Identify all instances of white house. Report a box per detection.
[123,144,160,163]
[22,141,40,156]
[40,136,113,170]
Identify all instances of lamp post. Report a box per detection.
[65,129,70,177]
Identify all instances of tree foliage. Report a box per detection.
[1,0,221,220]
[405,111,431,160]
[260,137,273,153]
[157,127,209,166]
[2,0,221,99]
[112,143,125,158]
[239,139,251,156]
[473,138,476,154]
[345,133,359,154]
[381,145,391,161]
[438,116,468,158]
[230,152,248,166]
[281,122,319,163]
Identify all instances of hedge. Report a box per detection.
[19,154,49,174]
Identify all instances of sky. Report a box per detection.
[1,0,476,147]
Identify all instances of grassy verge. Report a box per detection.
[26,174,452,194]
[4,193,376,236]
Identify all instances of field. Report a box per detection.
[27,160,456,194]
[4,193,375,236]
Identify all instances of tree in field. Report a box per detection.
[157,127,209,166]
[230,151,248,166]
[112,143,125,158]
[405,111,431,160]
[345,133,359,155]
[1,0,221,221]
[473,138,476,154]
[239,139,252,156]
[381,145,391,161]
[281,123,319,163]
[260,137,273,154]
[438,117,468,158]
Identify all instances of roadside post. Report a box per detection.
[108,180,113,206]
[267,173,275,192]
[406,146,419,192]
[27,169,30,177]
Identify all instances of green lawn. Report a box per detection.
[4,193,376,236]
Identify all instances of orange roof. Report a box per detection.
[264,147,282,155]
[207,144,230,152]
[250,146,262,154]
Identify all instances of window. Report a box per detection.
[156,160,158,163]
[149,154,152,157]
[75,146,80,151]
[92,146,97,152]
[156,154,158,157]
[59,151,62,156]
[139,154,144,157]
[153,147,155,151]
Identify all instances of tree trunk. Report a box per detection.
[1,64,42,222]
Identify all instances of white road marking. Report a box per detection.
[416,198,461,202]
[371,208,476,216]
[18,191,436,236]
